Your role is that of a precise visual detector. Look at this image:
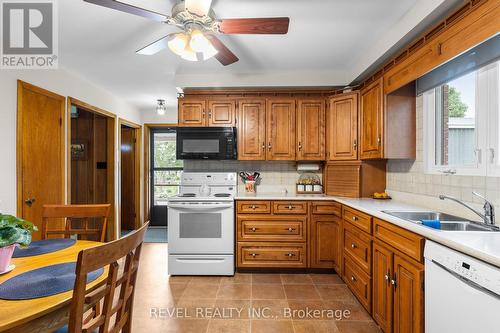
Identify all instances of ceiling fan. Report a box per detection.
[83,0,290,66]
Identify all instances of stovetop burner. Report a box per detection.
[179,193,197,197]
[214,193,231,198]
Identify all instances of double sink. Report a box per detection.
[382,211,500,232]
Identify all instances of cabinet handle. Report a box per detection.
[25,198,36,207]
[351,276,356,282]
[287,227,295,232]
[351,243,357,249]
[384,270,391,284]
[268,142,272,151]
[262,143,266,151]
[251,227,258,232]
[208,110,212,118]
[250,205,257,209]
[202,110,206,118]
[353,140,358,149]
[352,216,358,221]
[391,272,397,288]
[287,205,295,210]
[286,253,295,257]
[250,253,259,257]
[298,142,302,151]
[490,148,495,163]
[377,137,381,145]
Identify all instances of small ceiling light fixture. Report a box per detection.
[156,99,167,115]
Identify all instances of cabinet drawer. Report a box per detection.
[311,201,341,216]
[238,216,306,242]
[374,218,425,263]
[272,201,308,214]
[343,206,372,234]
[237,201,271,214]
[343,256,371,312]
[343,221,372,274]
[237,242,307,268]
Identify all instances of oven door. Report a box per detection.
[176,127,235,160]
[168,202,234,254]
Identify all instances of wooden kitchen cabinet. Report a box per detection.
[373,241,394,333]
[266,99,296,160]
[327,93,358,161]
[208,100,236,126]
[237,100,266,160]
[309,213,341,270]
[360,78,384,159]
[296,99,325,160]
[178,99,206,127]
[178,97,236,127]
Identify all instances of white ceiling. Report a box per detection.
[59,0,461,113]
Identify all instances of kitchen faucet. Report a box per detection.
[439,192,495,226]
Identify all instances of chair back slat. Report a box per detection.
[68,223,148,333]
[42,204,111,242]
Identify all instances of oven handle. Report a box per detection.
[168,203,233,210]
[175,258,227,263]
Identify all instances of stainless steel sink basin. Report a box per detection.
[382,210,500,232]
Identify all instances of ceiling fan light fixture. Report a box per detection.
[156,99,167,115]
[180,44,199,62]
[168,33,189,57]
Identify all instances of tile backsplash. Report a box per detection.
[387,95,500,222]
[183,160,322,194]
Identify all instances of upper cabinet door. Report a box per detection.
[178,99,206,127]
[208,100,236,127]
[360,78,384,159]
[327,93,358,161]
[237,100,266,160]
[266,99,296,160]
[297,99,325,160]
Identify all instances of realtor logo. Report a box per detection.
[1,0,58,69]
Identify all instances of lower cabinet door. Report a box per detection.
[393,254,424,333]
[373,242,394,333]
[310,214,341,269]
[343,256,371,313]
[237,242,307,268]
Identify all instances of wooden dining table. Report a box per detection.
[0,240,107,333]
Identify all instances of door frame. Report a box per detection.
[118,118,142,235]
[143,123,177,222]
[67,97,117,241]
[16,80,66,217]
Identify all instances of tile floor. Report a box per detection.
[133,243,382,333]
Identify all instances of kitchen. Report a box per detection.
[0,1,499,333]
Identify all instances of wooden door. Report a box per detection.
[266,99,296,160]
[310,214,341,269]
[393,254,424,333]
[17,81,65,240]
[237,100,266,160]
[208,100,236,127]
[120,126,136,231]
[360,78,384,159]
[296,99,325,160]
[328,93,358,161]
[373,241,394,333]
[178,99,206,127]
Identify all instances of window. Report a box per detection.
[151,129,183,205]
[424,60,500,177]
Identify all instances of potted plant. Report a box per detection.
[0,214,37,272]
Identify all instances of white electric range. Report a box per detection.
[167,172,236,276]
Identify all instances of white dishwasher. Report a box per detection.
[425,241,500,333]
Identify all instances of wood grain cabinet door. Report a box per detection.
[373,241,394,333]
[360,78,384,159]
[237,100,266,160]
[296,99,325,160]
[208,100,236,127]
[266,99,296,160]
[309,214,340,269]
[178,99,206,127]
[393,254,424,333]
[328,93,358,161]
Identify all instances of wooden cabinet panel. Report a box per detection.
[296,99,325,160]
[324,161,386,198]
[343,256,372,312]
[272,201,308,215]
[328,93,358,161]
[238,215,306,242]
[373,241,394,333]
[237,100,266,160]
[178,99,206,127]
[311,201,341,216]
[393,254,424,333]
[237,201,271,214]
[266,99,296,160]
[360,78,384,159]
[343,221,372,274]
[343,206,372,234]
[374,218,425,263]
[208,100,235,127]
[237,242,307,268]
[309,214,341,269]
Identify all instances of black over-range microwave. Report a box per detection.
[176,127,237,160]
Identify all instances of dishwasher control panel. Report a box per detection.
[424,241,500,296]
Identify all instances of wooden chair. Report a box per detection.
[68,222,149,333]
[42,204,111,242]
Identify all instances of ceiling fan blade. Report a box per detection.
[83,0,169,22]
[185,0,213,16]
[219,17,290,34]
[136,34,173,55]
[207,35,239,66]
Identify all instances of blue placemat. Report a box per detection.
[13,238,76,258]
[0,262,104,300]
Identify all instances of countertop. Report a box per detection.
[235,193,500,268]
